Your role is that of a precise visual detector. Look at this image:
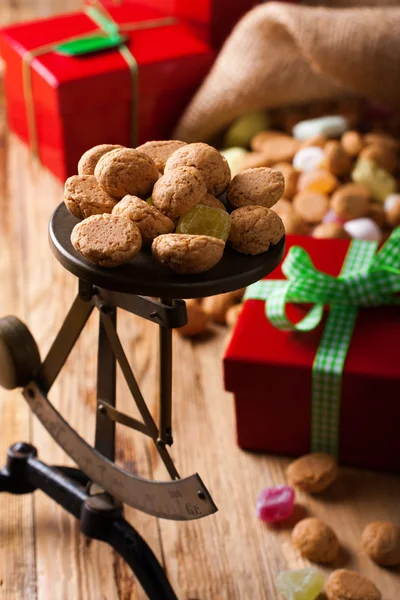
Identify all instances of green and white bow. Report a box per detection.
[244,227,400,457]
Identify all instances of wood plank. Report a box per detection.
[0,53,36,600]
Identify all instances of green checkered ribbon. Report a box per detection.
[244,227,400,457]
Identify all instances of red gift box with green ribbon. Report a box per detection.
[224,230,400,472]
[0,1,214,181]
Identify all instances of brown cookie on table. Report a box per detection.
[71,213,142,268]
[112,195,174,246]
[228,205,284,255]
[359,144,398,173]
[364,132,399,151]
[367,202,387,228]
[165,142,231,197]
[225,303,243,328]
[293,191,329,224]
[331,184,370,221]
[250,133,301,165]
[152,234,224,274]
[278,207,311,236]
[227,168,285,209]
[361,521,400,566]
[312,222,351,239]
[64,175,117,219]
[341,131,365,157]
[326,570,381,600]
[176,300,209,338]
[292,517,340,564]
[286,452,338,494]
[78,144,123,175]
[135,140,187,173]
[152,166,207,219]
[94,147,159,199]
[202,292,238,324]
[272,162,299,200]
[324,140,352,176]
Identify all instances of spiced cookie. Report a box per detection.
[200,193,227,211]
[78,144,123,176]
[71,213,142,267]
[177,300,209,338]
[293,191,329,224]
[152,166,206,219]
[112,195,174,246]
[64,175,117,219]
[361,521,400,566]
[250,134,301,165]
[94,148,159,199]
[331,184,370,221]
[324,141,352,176]
[136,140,187,173]
[326,570,381,600]
[286,453,338,494]
[359,144,398,173]
[165,143,231,196]
[292,518,340,564]
[272,162,299,200]
[227,168,285,209]
[152,234,224,274]
[228,205,284,255]
[341,131,364,157]
[312,223,351,239]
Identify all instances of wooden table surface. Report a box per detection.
[0,2,400,599]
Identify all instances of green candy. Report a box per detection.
[146,196,153,206]
[176,204,231,242]
[223,110,270,149]
[352,158,396,203]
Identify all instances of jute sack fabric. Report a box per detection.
[174,3,400,142]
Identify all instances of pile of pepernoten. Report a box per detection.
[221,112,400,243]
[64,141,285,274]
[261,452,397,600]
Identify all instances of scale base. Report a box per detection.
[0,442,178,600]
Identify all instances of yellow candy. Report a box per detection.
[223,110,270,148]
[352,158,396,203]
[220,147,248,176]
[276,568,324,600]
[297,169,338,195]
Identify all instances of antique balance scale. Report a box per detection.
[0,203,284,599]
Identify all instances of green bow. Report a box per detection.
[244,227,400,457]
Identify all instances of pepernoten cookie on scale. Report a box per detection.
[64,141,285,272]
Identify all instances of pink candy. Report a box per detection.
[256,485,295,523]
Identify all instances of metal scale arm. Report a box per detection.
[23,283,217,521]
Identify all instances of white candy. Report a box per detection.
[293,116,349,141]
[292,146,325,172]
[384,194,400,213]
[220,147,248,176]
[343,218,382,242]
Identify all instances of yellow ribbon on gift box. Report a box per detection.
[21,0,176,158]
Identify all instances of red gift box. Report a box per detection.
[0,3,214,181]
[142,0,259,48]
[224,235,400,472]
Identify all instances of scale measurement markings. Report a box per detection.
[23,382,217,520]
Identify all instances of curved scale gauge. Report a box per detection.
[23,383,217,521]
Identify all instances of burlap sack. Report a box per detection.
[174,3,400,142]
